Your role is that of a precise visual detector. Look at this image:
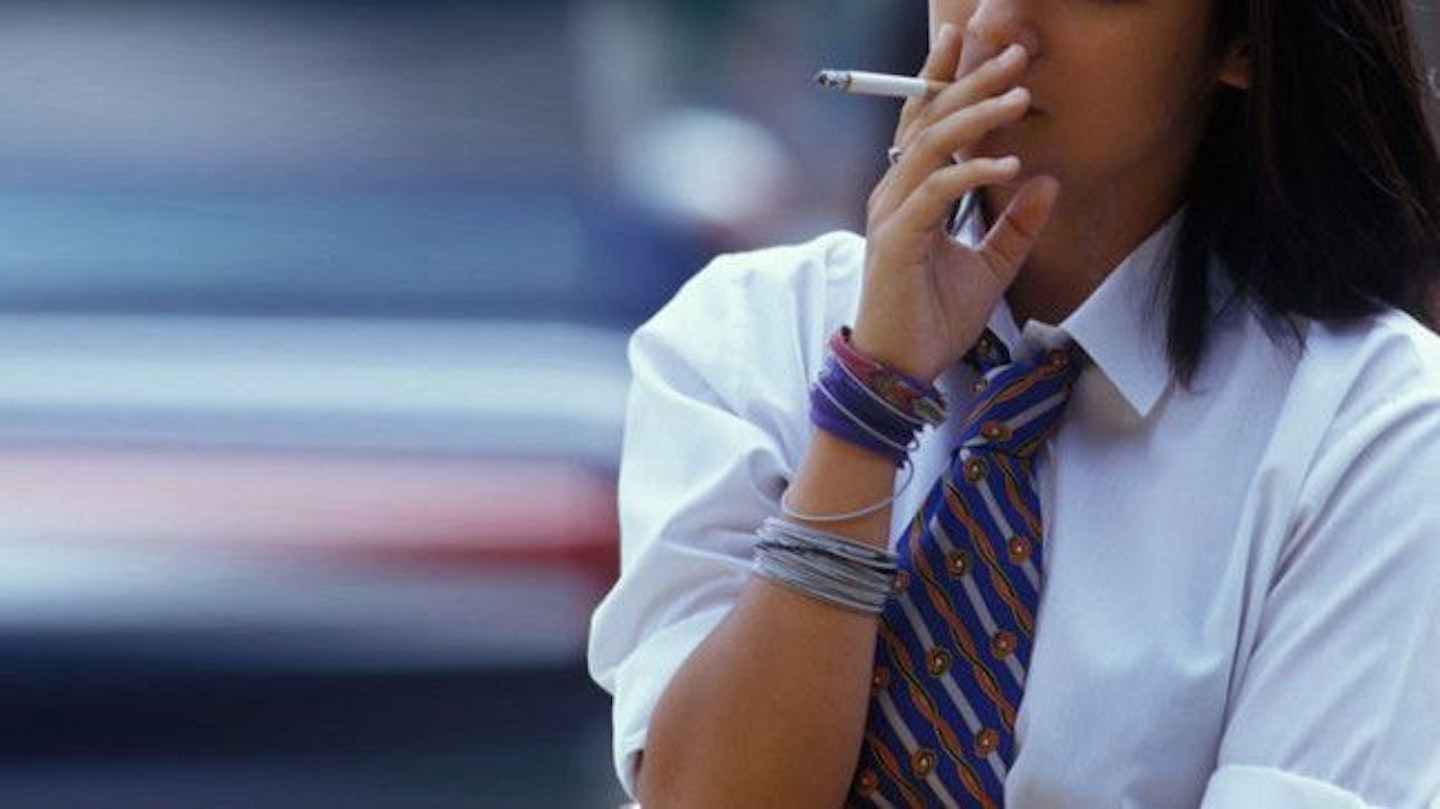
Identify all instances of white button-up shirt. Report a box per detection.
[588,223,1440,808]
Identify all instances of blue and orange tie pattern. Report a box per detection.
[849,334,1082,808]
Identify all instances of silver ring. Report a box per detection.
[887,146,904,166]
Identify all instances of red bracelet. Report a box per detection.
[827,327,948,426]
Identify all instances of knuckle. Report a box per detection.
[988,240,1019,272]
[868,179,902,217]
[918,171,947,197]
[894,120,918,147]
[912,128,941,158]
[867,186,885,216]
[948,106,985,134]
[957,66,1001,103]
[945,163,978,188]
[867,221,898,253]
[947,160,985,185]
[986,219,1028,268]
[999,211,1038,242]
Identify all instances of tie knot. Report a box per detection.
[960,342,1081,457]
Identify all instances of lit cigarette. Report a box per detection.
[814,69,948,99]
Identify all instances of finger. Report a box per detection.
[976,174,1060,282]
[877,157,1023,238]
[917,44,1029,139]
[898,42,1029,150]
[906,87,1029,171]
[894,23,961,142]
[872,87,1031,215]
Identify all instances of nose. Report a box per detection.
[961,0,1040,73]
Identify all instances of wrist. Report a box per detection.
[847,323,940,383]
[827,327,947,426]
[806,326,949,468]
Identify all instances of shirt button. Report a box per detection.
[990,630,1017,659]
[962,456,987,482]
[855,769,879,795]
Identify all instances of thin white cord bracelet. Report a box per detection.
[778,461,916,523]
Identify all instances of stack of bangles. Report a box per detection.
[811,326,947,466]
[754,326,950,615]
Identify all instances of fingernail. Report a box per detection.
[998,43,1027,65]
[935,23,956,50]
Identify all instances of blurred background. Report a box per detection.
[0,2,1433,807]
[0,0,924,807]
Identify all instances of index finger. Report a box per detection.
[894,23,961,143]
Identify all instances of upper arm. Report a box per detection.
[586,246,831,796]
[1204,391,1440,808]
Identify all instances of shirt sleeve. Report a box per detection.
[586,236,857,797]
[1202,358,1440,809]
[1201,765,1372,808]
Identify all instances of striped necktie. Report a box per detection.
[849,334,1082,808]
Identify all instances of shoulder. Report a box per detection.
[1211,310,1440,809]
[630,230,866,412]
[1298,310,1440,437]
[1281,310,1440,538]
[642,230,866,339]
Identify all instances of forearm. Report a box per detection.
[637,432,896,808]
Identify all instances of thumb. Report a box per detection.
[976,175,1060,284]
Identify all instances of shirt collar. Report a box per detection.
[958,203,1180,419]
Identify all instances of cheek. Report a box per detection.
[1133,62,1215,143]
[1067,38,1212,134]
[1052,58,1215,177]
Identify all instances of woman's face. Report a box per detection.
[930,0,1246,207]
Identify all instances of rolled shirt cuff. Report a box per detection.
[606,606,730,799]
[1201,764,1371,809]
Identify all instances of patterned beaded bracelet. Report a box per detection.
[827,327,948,427]
[811,350,919,466]
[807,325,950,472]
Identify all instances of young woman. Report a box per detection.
[591,0,1440,806]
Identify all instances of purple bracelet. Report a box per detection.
[809,354,921,467]
[810,386,911,466]
[819,356,916,442]
[828,327,947,426]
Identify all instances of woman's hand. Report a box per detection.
[852,24,1060,382]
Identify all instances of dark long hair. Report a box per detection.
[1170,0,1440,381]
